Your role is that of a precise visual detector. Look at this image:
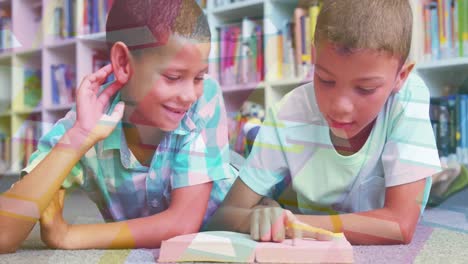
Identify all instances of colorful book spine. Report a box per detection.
[51,64,77,105]
[463,0,468,56]
[445,0,454,57]
[430,2,441,59]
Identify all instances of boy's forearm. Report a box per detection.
[296,208,411,245]
[0,127,95,253]
[206,205,252,233]
[64,222,136,249]
[5,127,95,211]
[63,209,201,249]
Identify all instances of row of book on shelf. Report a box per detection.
[21,51,111,110]
[52,0,114,39]
[217,2,320,86]
[218,18,264,86]
[421,0,468,60]
[0,119,40,173]
[21,120,41,170]
[430,81,468,166]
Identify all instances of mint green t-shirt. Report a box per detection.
[239,74,441,214]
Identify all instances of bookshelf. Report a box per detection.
[208,0,468,163]
[0,0,467,177]
[0,0,112,177]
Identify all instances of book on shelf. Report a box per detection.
[51,0,114,38]
[419,0,468,61]
[23,68,42,109]
[293,2,320,79]
[217,19,265,87]
[21,122,41,169]
[158,231,353,263]
[264,3,321,82]
[0,132,10,173]
[92,51,114,83]
[430,92,468,166]
[51,64,76,106]
[0,6,12,51]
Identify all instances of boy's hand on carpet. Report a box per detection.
[40,189,70,249]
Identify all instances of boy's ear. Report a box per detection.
[393,62,415,93]
[110,42,132,84]
[311,44,317,64]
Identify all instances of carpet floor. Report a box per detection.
[1,186,467,264]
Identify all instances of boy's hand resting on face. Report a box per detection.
[250,199,341,243]
[40,189,69,249]
[72,64,125,144]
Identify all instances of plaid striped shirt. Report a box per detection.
[22,76,236,225]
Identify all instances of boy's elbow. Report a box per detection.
[398,220,416,245]
[182,217,204,235]
[0,233,20,254]
[400,227,415,245]
[171,215,204,236]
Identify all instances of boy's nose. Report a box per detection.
[178,83,198,104]
[331,96,354,116]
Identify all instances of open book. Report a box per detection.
[158,231,353,263]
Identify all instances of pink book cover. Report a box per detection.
[158,231,353,263]
[158,231,256,263]
[256,237,354,263]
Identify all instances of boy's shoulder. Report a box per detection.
[394,73,431,104]
[201,75,223,101]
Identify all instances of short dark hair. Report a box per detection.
[106,0,210,51]
[315,0,413,62]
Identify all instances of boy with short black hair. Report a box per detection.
[0,0,235,252]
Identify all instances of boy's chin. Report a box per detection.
[159,125,178,132]
[129,118,179,131]
[329,128,356,140]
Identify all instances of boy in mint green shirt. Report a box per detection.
[208,0,441,245]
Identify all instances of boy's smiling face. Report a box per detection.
[122,36,210,131]
[313,40,412,140]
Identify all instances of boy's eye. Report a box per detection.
[317,76,335,86]
[164,75,180,81]
[195,75,205,82]
[356,87,376,95]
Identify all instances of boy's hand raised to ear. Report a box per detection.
[73,64,125,144]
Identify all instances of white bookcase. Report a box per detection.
[0,0,468,178]
[0,0,109,177]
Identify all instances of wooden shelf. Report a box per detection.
[45,103,74,112]
[268,76,314,87]
[222,82,266,93]
[417,57,468,70]
[0,170,20,178]
[13,107,42,115]
[0,111,12,117]
[211,0,264,21]
[45,37,77,49]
